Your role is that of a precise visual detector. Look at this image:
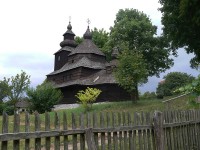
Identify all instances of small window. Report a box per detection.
[58,56,61,61]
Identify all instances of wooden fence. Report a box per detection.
[0,109,200,150]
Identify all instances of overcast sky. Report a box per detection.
[0,0,198,93]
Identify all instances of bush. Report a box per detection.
[140,91,157,100]
[27,81,63,114]
[156,72,195,97]
[76,87,102,112]
[0,102,15,115]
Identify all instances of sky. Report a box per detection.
[0,0,199,93]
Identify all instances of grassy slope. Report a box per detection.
[0,95,195,133]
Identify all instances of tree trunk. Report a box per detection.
[130,85,139,102]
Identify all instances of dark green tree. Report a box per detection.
[75,36,83,45]
[159,0,200,68]
[110,9,173,98]
[156,72,195,96]
[4,70,30,106]
[0,80,10,102]
[110,9,173,77]
[27,81,63,113]
[114,47,148,101]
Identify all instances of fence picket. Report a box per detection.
[25,112,30,150]
[80,113,85,150]
[146,112,152,150]
[128,112,133,150]
[93,112,99,149]
[35,112,41,150]
[106,112,112,150]
[122,112,128,150]
[45,112,51,150]
[13,112,20,150]
[133,113,137,150]
[63,112,68,150]
[1,112,8,150]
[100,112,105,150]
[54,112,60,150]
[72,113,77,150]
[112,112,118,150]
[118,112,123,150]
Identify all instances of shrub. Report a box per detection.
[27,81,63,114]
[0,102,15,115]
[140,91,157,100]
[76,87,102,112]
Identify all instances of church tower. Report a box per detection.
[54,21,77,71]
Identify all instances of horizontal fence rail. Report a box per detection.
[0,110,200,149]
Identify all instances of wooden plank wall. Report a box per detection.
[0,110,200,150]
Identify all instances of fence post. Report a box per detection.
[85,128,97,150]
[153,111,164,150]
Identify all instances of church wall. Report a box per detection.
[54,51,70,71]
[81,68,100,78]
[58,84,132,104]
[48,67,102,84]
[47,68,82,84]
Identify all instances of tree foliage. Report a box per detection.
[76,87,101,112]
[27,81,63,113]
[75,36,83,45]
[3,70,30,105]
[110,9,173,77]
[0,80,10,102]
[159,0,200,68]
[156,72,195,97]
[114,48,148,100]
[175,75,200,108]
[110,9,172,99]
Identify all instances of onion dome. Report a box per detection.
[83,26,92,39]
[60,21,77,48]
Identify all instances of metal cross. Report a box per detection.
[69,16,71,23]
[87,18,91,26]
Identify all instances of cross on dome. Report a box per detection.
[87,18,91,26]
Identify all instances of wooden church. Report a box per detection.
[47,21,131,104]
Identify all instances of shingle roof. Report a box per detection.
[15,100,30,108]
[68,39,105,56]
[54,46,75,54]
[48,57,105,75]
[54,70,117,88]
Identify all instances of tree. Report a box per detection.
[27,80,63,113]
[4,70,30,105]
[75,36,83,45]
[114,48,148,101]
[0,80,10,102]
[156,72,195,96]
[159,0,200,68]
[110,9,173,98]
